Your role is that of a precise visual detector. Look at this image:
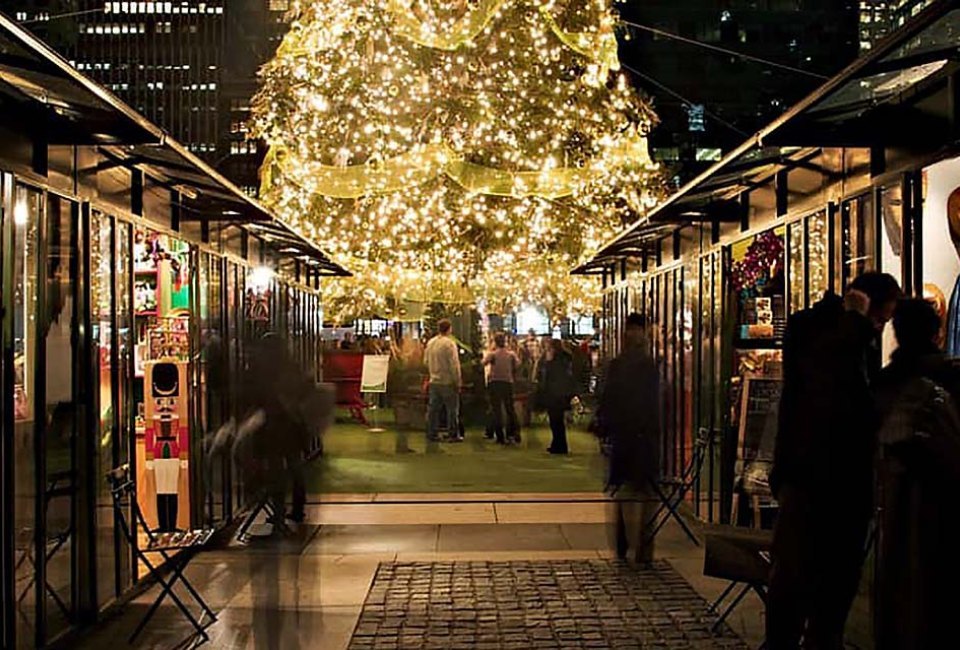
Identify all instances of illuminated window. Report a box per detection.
[652,147,680,162]
[695,148,723,162]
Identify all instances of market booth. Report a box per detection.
[0,12,348,649]
[576,0,960,531]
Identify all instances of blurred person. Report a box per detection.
[871,298,960,649]
[537,338,575,454]
[522,328,541,376]
[598,313,660,564]
[236,333,329,529]
[768,272,900,650]
[484,332,521,444]
[424,319,462,442]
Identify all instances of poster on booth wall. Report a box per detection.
[360,355,390,393]
[735,376,782,496]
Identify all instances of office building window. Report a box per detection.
[695,148,723,162]
[653,147,681,162]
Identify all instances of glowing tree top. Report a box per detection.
[253,0,660,322]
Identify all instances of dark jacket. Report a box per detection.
[871,346,960,650]
[599,344,661,488]
[537,351,575,410]
[771,292,879,508]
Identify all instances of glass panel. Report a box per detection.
[43,194,77,638]
[831,207,845,295]
[115,221,133,592]
[850,194,878,278]
[788,222,804,313]
[807,212,829,305]
[682,266,695,474]
[200,254,226,524]
[881,185,904,364]
[91,212,117,609]
[13,186,41,648]
[879,9,960,65]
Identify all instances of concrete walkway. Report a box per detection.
[76,497,765,649]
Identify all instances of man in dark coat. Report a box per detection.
[599,312,661,563]
[767,272,900,649]
[871,298,960,650]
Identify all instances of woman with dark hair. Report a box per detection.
[538,338,575,454]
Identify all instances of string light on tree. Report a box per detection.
[253,0,662,322]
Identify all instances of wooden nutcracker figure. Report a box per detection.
[144,360,189,531]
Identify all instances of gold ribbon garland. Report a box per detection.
[261,128,652,201]
[386,0,620,73]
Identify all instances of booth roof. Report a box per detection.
[575,0,960,275]
[0,11,349,277]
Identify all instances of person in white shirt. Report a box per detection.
[423,319,462,442]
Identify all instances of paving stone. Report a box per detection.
[347,559,749,649]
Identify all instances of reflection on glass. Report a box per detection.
[91,212,117,609]
[14,185,40,648]
[881,186,903,284]
[116,222,133,592]
[43,195,77,638]
[850,194,877,278]
[789,222,804,313]
[808,212,829,305]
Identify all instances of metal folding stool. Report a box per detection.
[647,428,712,546]
[107,465,218,645]
[703,525,773,644]
[14,470,75,622]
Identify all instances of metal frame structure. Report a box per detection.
[575,0,960,528]
[0,9,348,648]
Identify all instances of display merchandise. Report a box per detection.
[144,360,189,532]
[731,229,786,342]
[133,228,193,531]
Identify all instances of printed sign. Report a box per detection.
[360,355,390,393]
[736,376,783,495]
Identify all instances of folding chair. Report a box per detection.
[15,470,75,621]
[107,465,218,645]
[235,490,290,543]
[702,525,772,640]
[647,428,712,545]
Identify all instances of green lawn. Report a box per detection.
[309,409,607,494]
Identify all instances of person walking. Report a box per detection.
[424,319,462,442]
[597,313,661,564]
[538,338,575,454]
[871,298,960,650]
[767,272,900,650]
[483,332,521,444]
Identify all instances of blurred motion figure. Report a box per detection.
[597,313,661,563]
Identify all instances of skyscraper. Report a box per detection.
[859,0,935,50]
[8,0,291,195]
[616,1,861,186]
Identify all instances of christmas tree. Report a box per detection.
[253,0,660,322]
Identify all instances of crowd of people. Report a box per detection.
[418,320,595,453]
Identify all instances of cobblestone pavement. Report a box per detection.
[349,560,749,650]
